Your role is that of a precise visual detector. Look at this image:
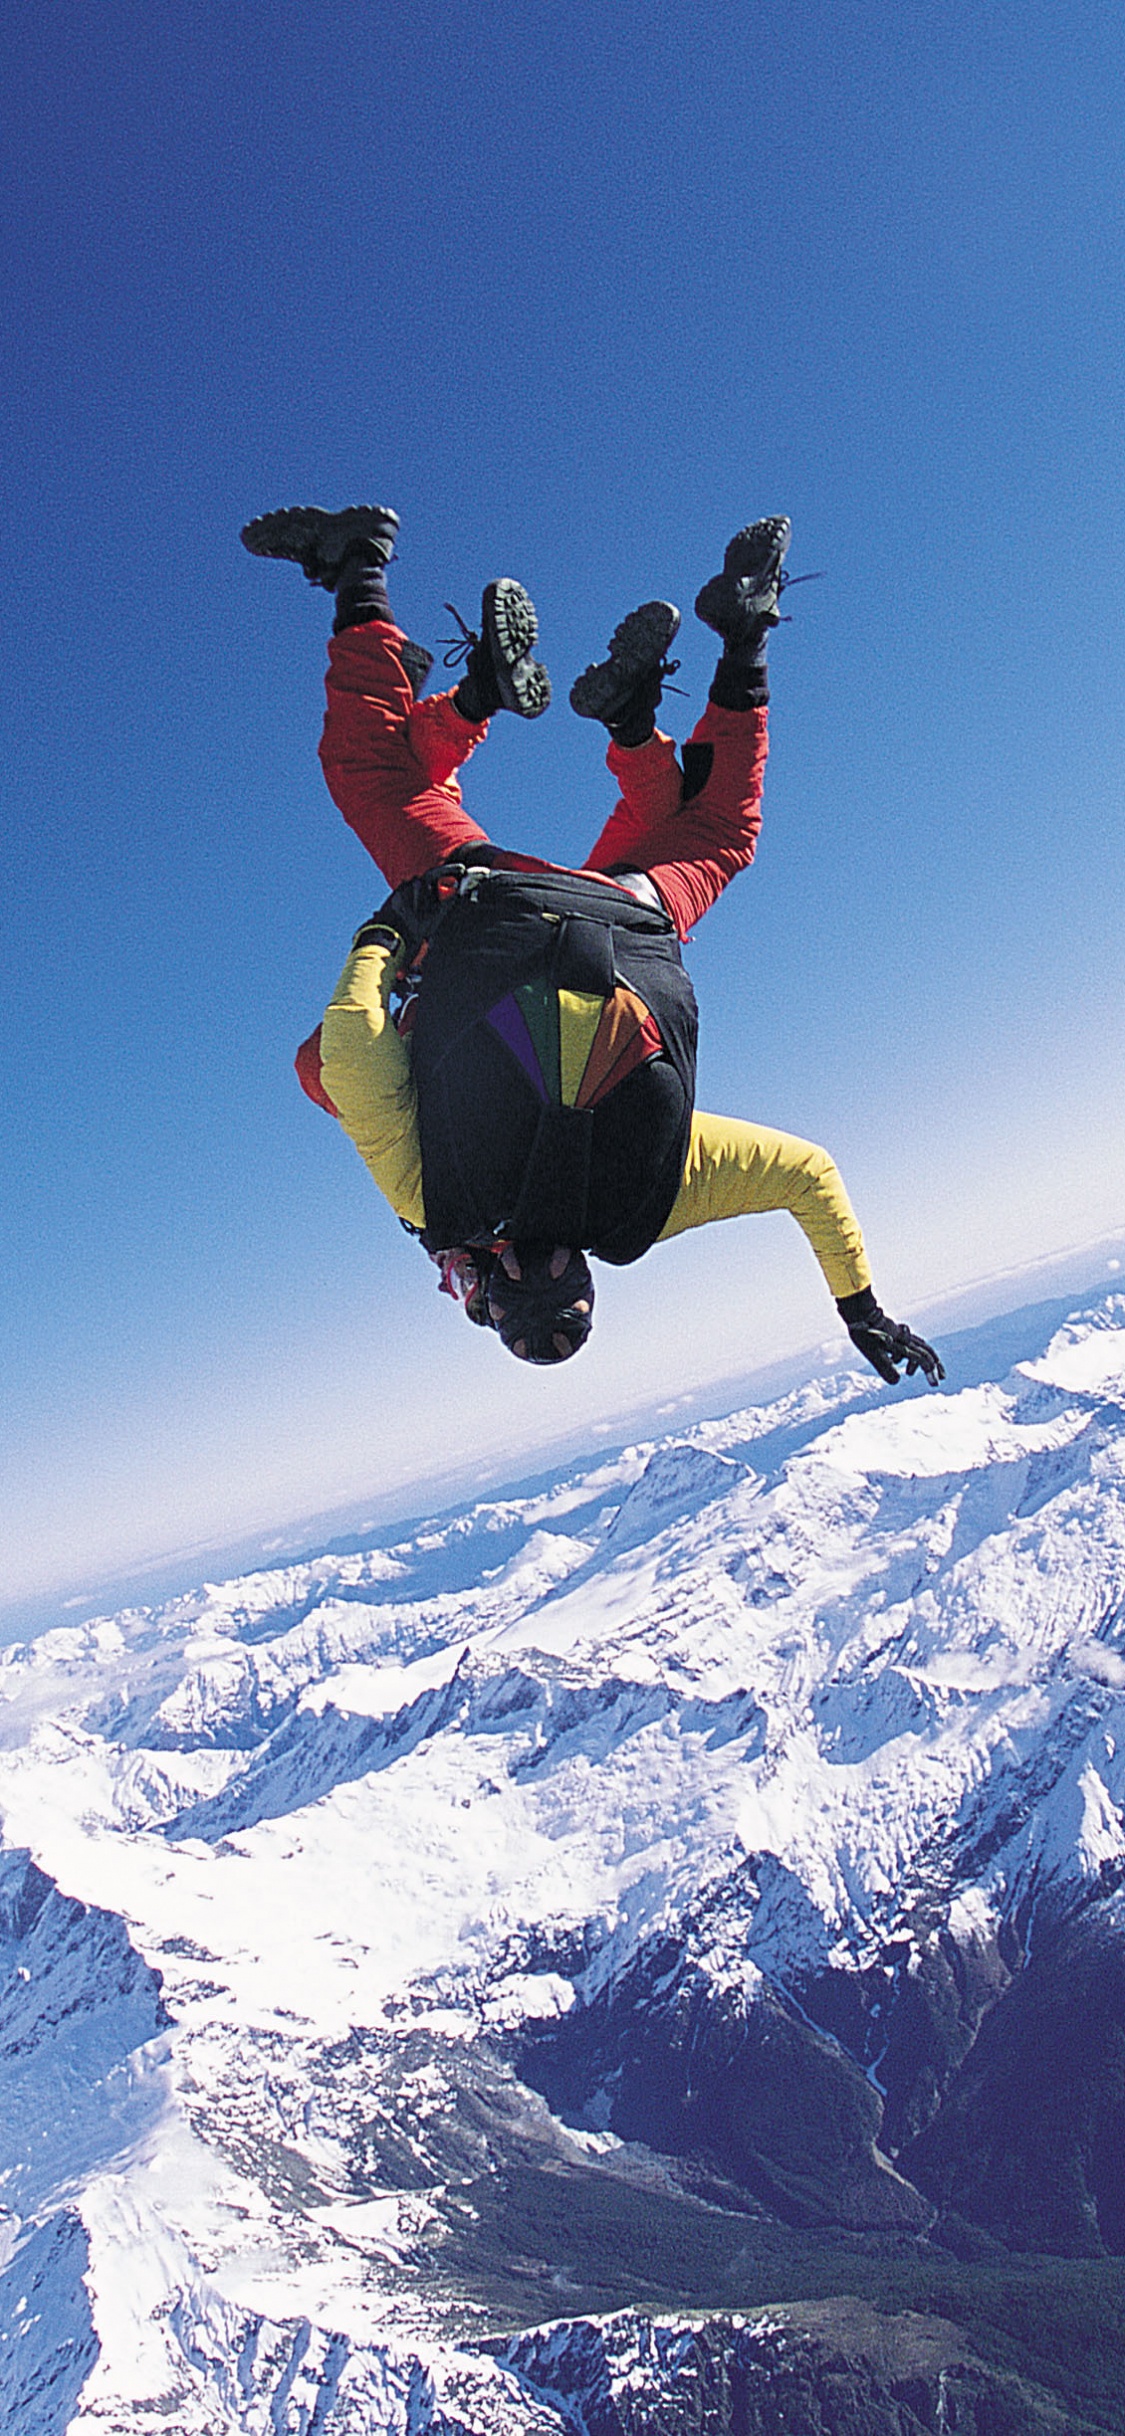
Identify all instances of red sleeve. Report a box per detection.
[294,1024,339,1117]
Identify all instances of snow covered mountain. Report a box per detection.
[5,1291,1125,2431]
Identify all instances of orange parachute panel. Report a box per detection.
[575,988,665,1110]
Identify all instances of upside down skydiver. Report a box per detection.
[241,500,942,1388]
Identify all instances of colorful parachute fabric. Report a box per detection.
[485,979,664,1111]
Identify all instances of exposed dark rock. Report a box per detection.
[502,2301,1098,2436]
[793,1919,1013,2152]
[0,1847,169,2065]
[518,1952,930,2234]
[0,2211,99,2435]
[903,1916,1125,2256]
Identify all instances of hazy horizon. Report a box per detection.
[6,1223,1123,1645]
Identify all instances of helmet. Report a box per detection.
[486,1244,594,1364]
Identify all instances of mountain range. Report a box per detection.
[4,1290,1125,2431]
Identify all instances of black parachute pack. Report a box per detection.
[359,859,698,1264]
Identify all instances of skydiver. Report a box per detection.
[241,501,942,1388]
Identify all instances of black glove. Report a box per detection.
[350,918,406,959]
[836,1287,945,1388]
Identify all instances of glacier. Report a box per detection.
[3,1294,1125,2428]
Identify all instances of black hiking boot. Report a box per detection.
[240,503,400,589]
[443,580,550,720]
[694,516,792,649]
[569,601,681,740]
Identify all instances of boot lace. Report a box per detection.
[439,603,480,669]
[774,568,825,621]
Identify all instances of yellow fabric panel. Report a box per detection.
[658,1111,871,1298]
[557,990,606,1108]
[319,942,426,1229]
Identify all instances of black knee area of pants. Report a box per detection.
[680,741,715,803]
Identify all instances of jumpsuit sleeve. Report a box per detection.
[657,1111,872,1300]
[318,942,427,1230]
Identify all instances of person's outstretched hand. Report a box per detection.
[836,1288,945,1387]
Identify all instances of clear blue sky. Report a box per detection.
[3,0,1124,1615]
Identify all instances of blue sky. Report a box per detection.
[3,0,1124,1616]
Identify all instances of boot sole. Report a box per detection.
[724,516,792,578]
[484,579,551,718]
[569,601,681,720]
[240,503,400,579]
[695,517,791,635]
